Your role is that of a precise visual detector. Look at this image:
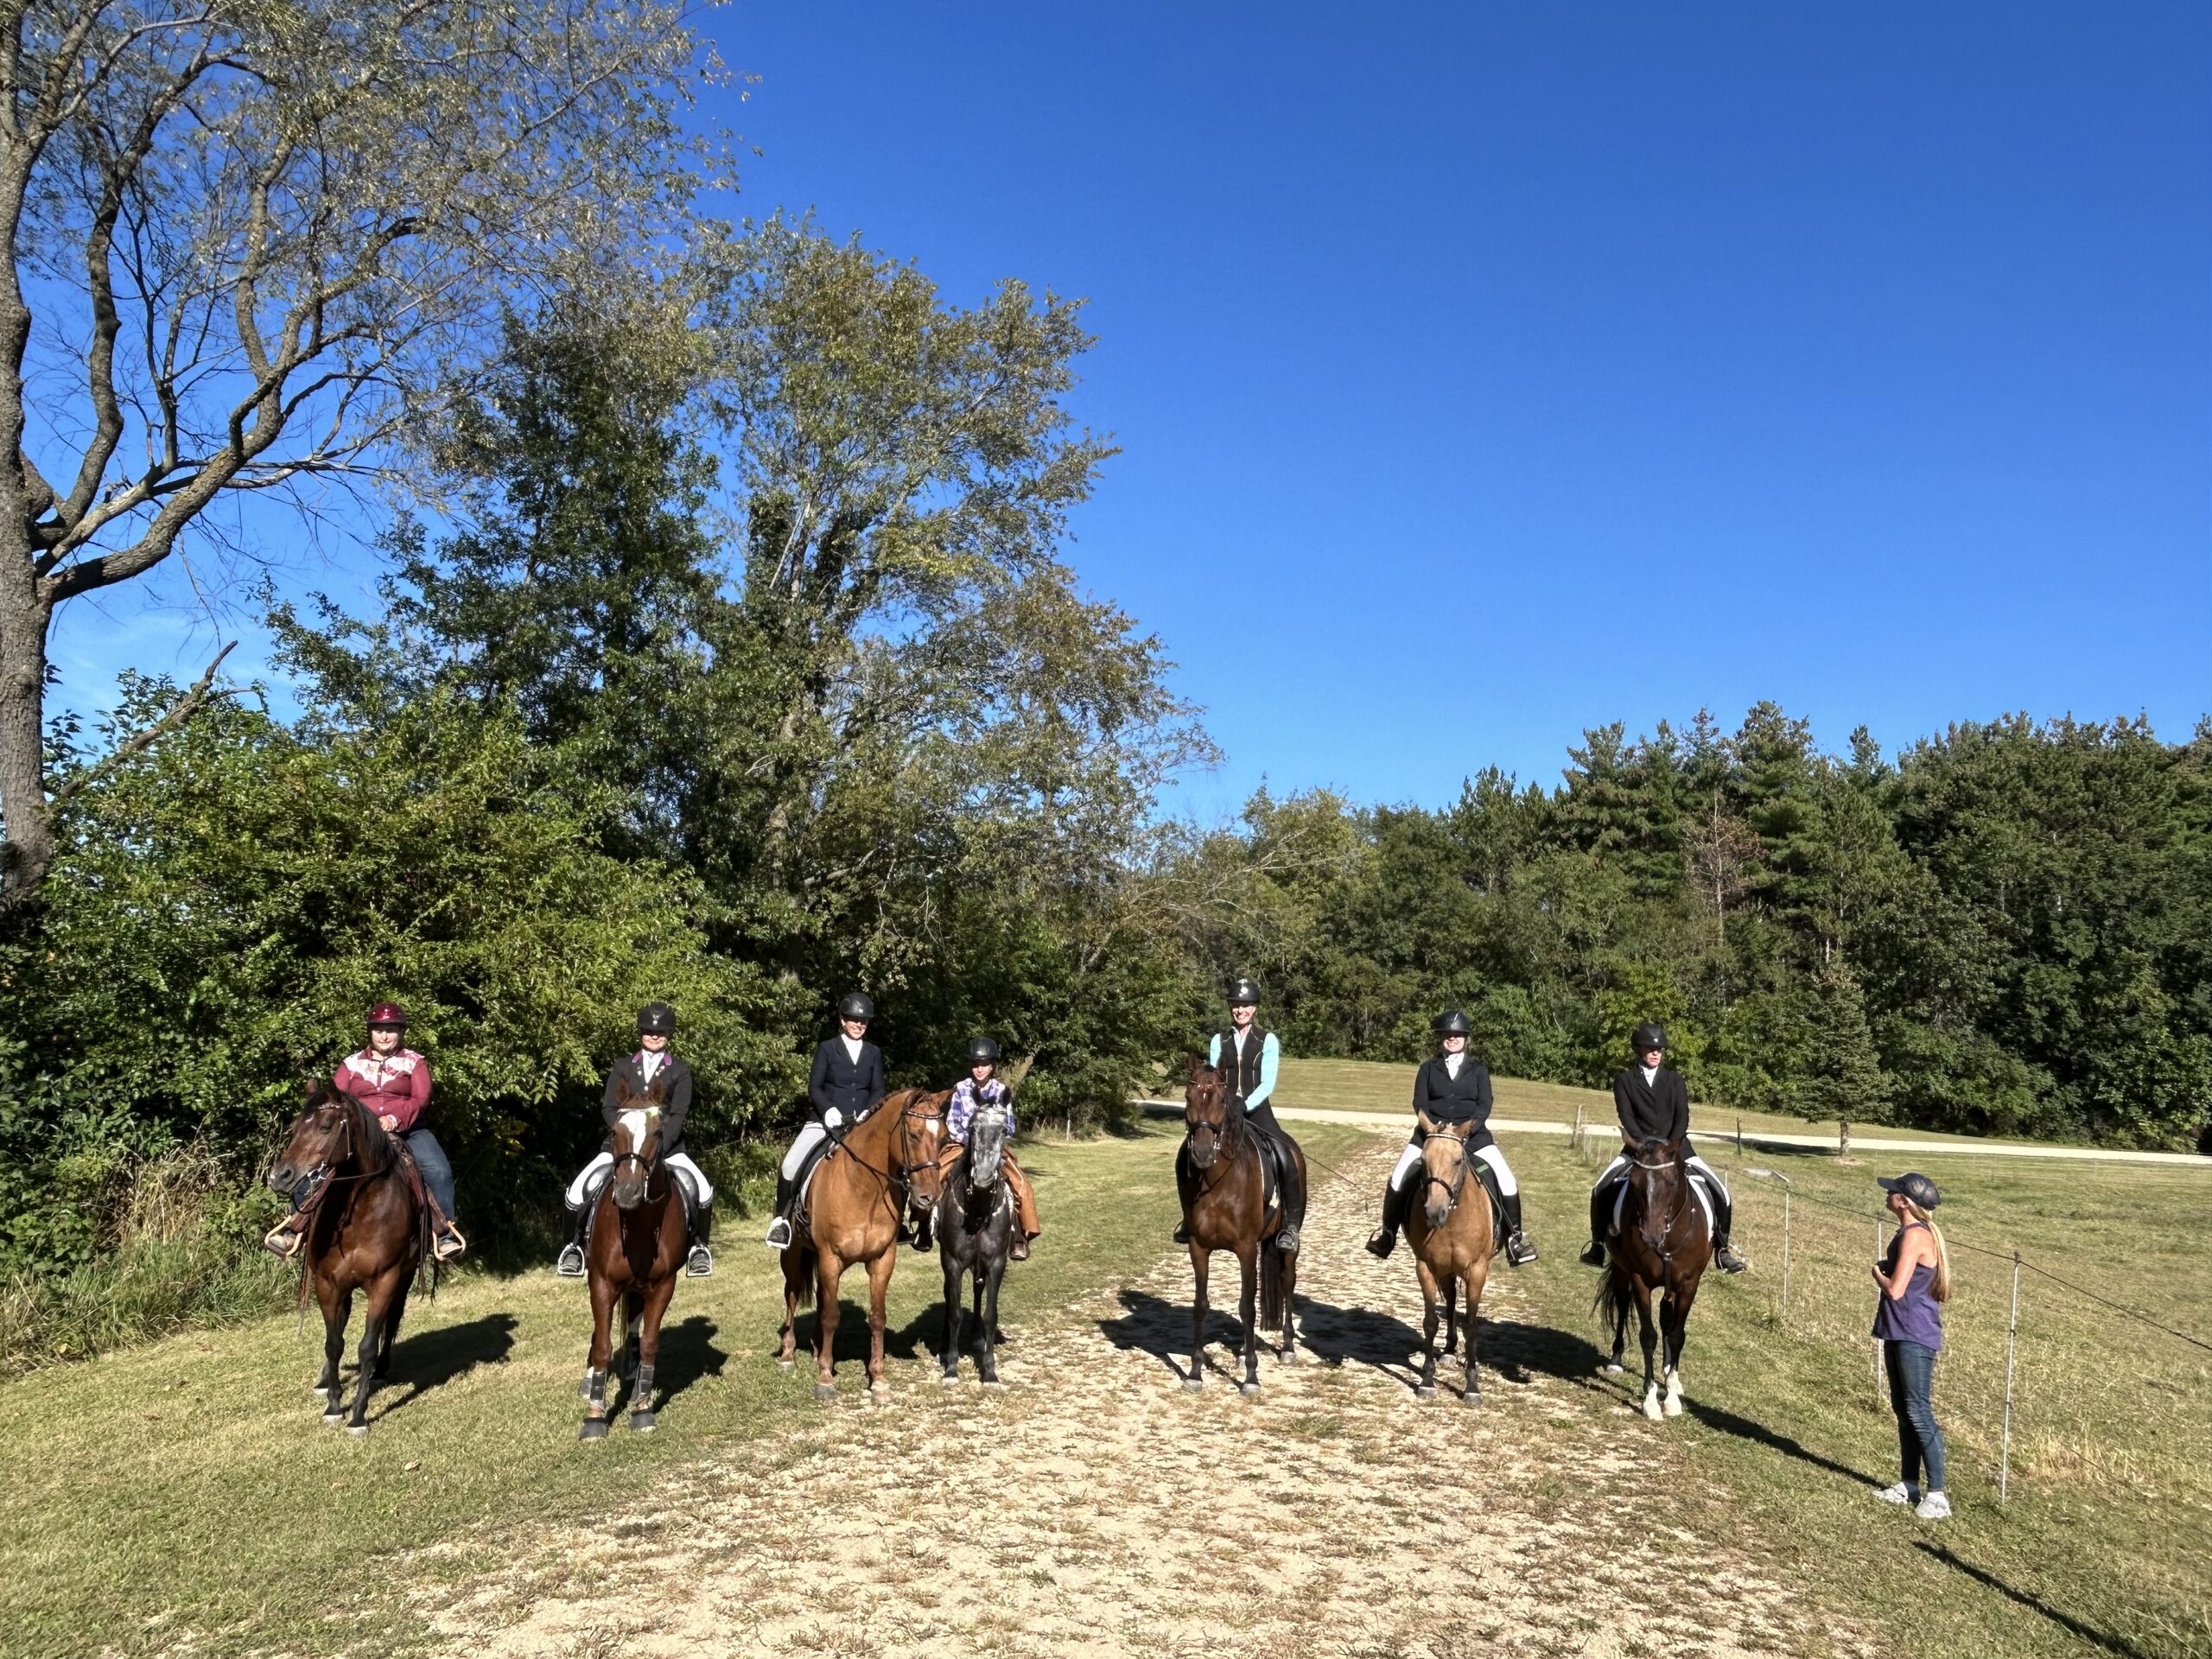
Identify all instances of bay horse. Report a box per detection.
[1597,1134,1712,1421]
[580,1080,687,1440]
[269,1081,429,1433]
[1177,1061,1303,1395]
[1402,1112,1496,1406]
[936,1097,1016,1385]
[778,1087,948,1403]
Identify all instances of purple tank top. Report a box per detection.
[1872,1224,1943,1350]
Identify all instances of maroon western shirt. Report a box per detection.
[334,1048,432,1133]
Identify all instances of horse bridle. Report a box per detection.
[1417,1125,1474,1217]
[1183,1080,1244,1188]
[607,1130,668,1201]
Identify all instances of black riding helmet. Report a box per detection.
[838,991,875,1022]
[1631,1021,1666,1055]
[1432,1008,1472,1038]
[1227,976,1262,1006]
[636,1001,677,1036]
[966,1036,1001,1066]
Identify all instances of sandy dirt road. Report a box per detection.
[423,1140,1872,1659]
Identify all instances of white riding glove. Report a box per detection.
[823,1108,845,1130]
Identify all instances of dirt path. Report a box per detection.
[422,1141,1872,1659]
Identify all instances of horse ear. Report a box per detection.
[1185,1052,1203,1084]
[1416,1110,1439,1137]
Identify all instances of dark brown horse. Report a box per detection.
[778,1087,947,1403]
[269,1081,429,1433]
[1598,1134,1712,1421]
[1402,1113,1496,1406]
[579,1079,688,1439]
[1177,1061,1303,1395]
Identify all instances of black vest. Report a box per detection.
[1216,1027,1270,1098]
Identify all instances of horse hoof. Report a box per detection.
[580,1417,610,1441]
[777,1358,794,1372]
[1604,1362,1624,1376]
[346,1424,368,1438]
[1662,1395,1682,1419]
[1643,1397,1663,1423]
[813,1383,839,1404]
[1415,1386,1436,1402]
[1182,1377,1204,1394]
[1240,1382,1262,1397]
[1462,1389,1484,1409]
[629,1411,657,1433]
[980,1371,1000,1386]
[321,1411,344,1427]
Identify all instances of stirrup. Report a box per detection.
[555,1243,587,1278]
[765,1216,793,1249]
[432,1224,467,1263]
[1172,1221,1190,1245]
[1274,1223,1301,1255]
[1579,1240,1607,1267]
[1715,1241,1748,1274]
[1365,1228,1396,1260]
[685,1244,714,1278]
[1010,1233,1032,1262]
[1504,1230,1537,1268]
[263,1219,305,1259]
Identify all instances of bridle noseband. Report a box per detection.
[1418,1125,1474,1217]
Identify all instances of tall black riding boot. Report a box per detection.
[685,1195,715,1276]
[1365,1179,1409,1259]
[1708,1184,1747,1273]
[555,1195,592,1277]
[1580,1182,1612,1267]
[764,1169,797,1249]
[1274,1143,1306,1255]
[1500,1189,1537,1266]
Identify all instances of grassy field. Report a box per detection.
[0,1120,1363,1658]
[1350,1058,2212,1659]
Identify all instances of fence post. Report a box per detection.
[1781,1187,1791,1316]
[1572,1103,1584,1152]
[2000,1251,2022,1504]
[1736,1116,1743,1154]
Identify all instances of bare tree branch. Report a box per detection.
[49,638,236,806]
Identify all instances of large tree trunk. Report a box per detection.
[0,555,54,903]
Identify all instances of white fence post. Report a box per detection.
[2000,1251,2022,1504]
[1781,1186,1791,1316]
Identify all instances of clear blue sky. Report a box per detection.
[55,2,2211,817]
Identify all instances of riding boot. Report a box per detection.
[1500,1189,1537,1267]
[1365,1179,1408,1259]
[764,1168,797,1249]
[1709,1185,1748,1273]
[1274,1142,1306,1255]
[555,1194,593,1277]
[685,1198,715,1277]
[1580,1182,1612,1267]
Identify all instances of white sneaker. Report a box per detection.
[1915,1491,1952,1521]
[1873,1482,1917,1506]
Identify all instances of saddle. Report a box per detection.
[578,1161,703,1251]
[1467,1157,1510,1253]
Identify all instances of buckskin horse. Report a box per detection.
[935,1097,1017,1385]
[1177,1060,1303,1395]
[1597,1134,1712,1421]
[777,1087,947,1403]
[1402,1111,1497,1407]
[269,1081,431,1433]
[579,1080,688,1440]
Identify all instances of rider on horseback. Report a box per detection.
[556,1002,714,1279]
[940,1037,1040,1262]
[1580,1022,1747,1273]
[267,1002,465,1262]
[1365,1009,1537,1266]
[765,993,887,1250]
[1176,977,1305,1254]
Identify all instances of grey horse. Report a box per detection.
[936,1103,1016,1383]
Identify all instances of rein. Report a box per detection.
[1182,1081,1251,1197]
[829,1092,944,1220]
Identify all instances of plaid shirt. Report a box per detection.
[947,1076,1014,1142]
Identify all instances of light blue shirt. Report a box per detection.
[1208,1028,1280,1111]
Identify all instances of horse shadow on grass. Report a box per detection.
[1911,1542,2152,1659]
[605,1313,728,1414]
[1096,1286,1309,1387]
[365,1311,518,1421]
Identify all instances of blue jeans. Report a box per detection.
[1885,1338,1946,1492]
[403,1128,457,1224]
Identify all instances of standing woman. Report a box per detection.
[765,993,887,1249]
[1872,1171,1953,1520]
[1364,1010,1536,1265]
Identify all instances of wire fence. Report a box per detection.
[1711,1156,2212,1511]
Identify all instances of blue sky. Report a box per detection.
[56,2,2211,818]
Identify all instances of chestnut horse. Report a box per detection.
[1177,1062,1303,1395]
[1402,1112,1497,1407]
[1598,1134,1712,1421]
[269,1081,429,1433]
[778,1087,947,1402]
[580,1081,688,1440]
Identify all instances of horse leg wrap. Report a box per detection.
[585,1370,607,1414]
[632,1363,655,1407]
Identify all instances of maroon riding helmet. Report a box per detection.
[367,1001,408,1030]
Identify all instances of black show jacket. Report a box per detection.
[1611,1065,1689,1145]
[1410,1054,1497,1152]
[601,1052,694,1155]
[808,1037,887,1123]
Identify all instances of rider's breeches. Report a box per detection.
[565,1149,714,1209]
[781,1122,830,1180]
[1388,1139,1517,1196]
[936,1142,1042,1236]
[404,1129,457,1222]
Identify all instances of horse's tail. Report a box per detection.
[791,1244,818,1308]
[1261,1244,1286,1332]
[1593,1257,1628,1333]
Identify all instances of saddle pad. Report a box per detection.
[1611,1175,1716,1238]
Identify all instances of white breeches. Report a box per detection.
[1593,1152,1726,1205]
[781,1121,830,1180]
[1391,1140,1517,1197]
[566,1149,713,1209]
